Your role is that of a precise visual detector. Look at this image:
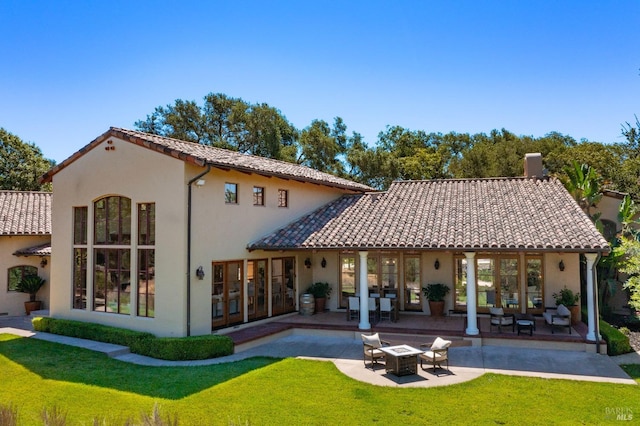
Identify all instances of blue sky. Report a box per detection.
[1,1,639,164]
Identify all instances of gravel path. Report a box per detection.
[629,331,640,352]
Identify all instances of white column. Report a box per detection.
[358,251,371,330]
[585,253,600,342]
[465,252,479,335]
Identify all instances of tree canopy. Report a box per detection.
[135,92,640,197]
[0,128,54,191]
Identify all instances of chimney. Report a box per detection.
[524,153,543,178]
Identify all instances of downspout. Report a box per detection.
[187,165,212,336]
[593,252,602,354]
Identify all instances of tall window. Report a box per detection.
[137,203,155,317]
[7,265,37,292]
[93,196,131,314]
[73,206,88,309]
[278,189,288,207]
[339,255,356,308]
[367,254,398,297]
[247,259,268,320]
[272,257,295,315]
[525,257,544,312]
[455,254,523,312]
[74,206,88,244]
[253,187,265,206]
[225,183,238,204]
[404,256,422,311]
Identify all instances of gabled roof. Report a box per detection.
[0,191,51,235]
[41,127,373,192]
[248,177,610,253]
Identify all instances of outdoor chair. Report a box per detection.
[361,333,390,369]
[368,297,378,323]
[543,304,571,334]
[419,337,451,372]
[489,307,515,333]
[379,297,392,322]
[348,296,360,320]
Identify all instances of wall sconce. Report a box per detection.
[304,258,312,269]
[434,259,440,270]
[40,258,48,268]
[558,260,565,272]
[196,266,205,280]
[321,257,327,268]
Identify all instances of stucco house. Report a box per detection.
[41,128,609,342]
[0,191,51,316]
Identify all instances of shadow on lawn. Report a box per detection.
[0,334,281,399]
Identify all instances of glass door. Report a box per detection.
[272,257,296,315]
[247,259,268,320]
[404,256,422,311]
[211,261,244,329]
[477,258,496,309]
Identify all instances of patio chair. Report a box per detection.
[348,296,360,321]
[542,304,571,334]
[489,307,515,333]
[419,337,451,372]
[379,297,392,322]
[368,297,378,323]
[361,333,390,369]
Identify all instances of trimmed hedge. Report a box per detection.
[599,319,632,356]
[580,308,632,356]
[32,317,234,360]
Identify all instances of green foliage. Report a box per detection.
[15,275,45,301]
[32,317,233,360]
[145,336,234,361]
[306,282,332,298]
[614,237,640,312]
[135,93,297,161]
[0,128,54,191]
[552,286,580,306]
[421,283,450,302]
[599,319,632,355]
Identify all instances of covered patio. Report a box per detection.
[224,310,603,354]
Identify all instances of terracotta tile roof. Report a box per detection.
[14,242,51,256]
[248,177,610,253]
[41,127,373,192]
[0,191,51,235]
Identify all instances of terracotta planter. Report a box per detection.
[24,300,41,315]
[568,304,580,325]
[314,297,327,313]
[429,300,445,317]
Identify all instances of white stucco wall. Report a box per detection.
[50,136,188,336]
[50,136,353,337]
[0,236,50,316]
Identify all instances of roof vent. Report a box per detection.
[524,153,544,178]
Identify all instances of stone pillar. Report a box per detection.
[358,251,371,330]
[465,252,479,335]
[585,253,600,342]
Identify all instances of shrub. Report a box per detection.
[599,319,632,356]
[32,317,234,360]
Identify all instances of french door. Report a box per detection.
[212,261,243,329]
[272,257,296,315]
[247,259,268,321]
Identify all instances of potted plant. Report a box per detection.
[553,286,580,325]
[307,282,332,313]
[16,274,46,315]
[422,283,450,317]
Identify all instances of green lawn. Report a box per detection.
[1,333,638,425]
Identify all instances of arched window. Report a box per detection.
[93,196,131,314]
[8,265,38,292]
